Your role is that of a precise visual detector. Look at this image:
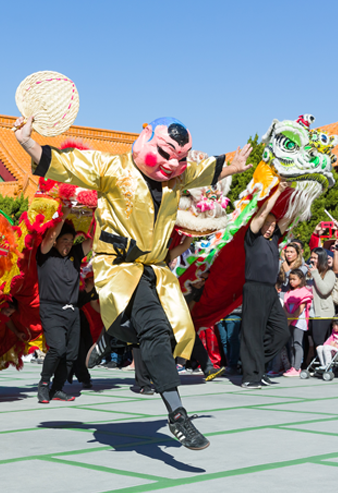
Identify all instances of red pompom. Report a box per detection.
[77,190,98,208]
[13,226,22,238]
[59,183,77,200]
[39,177,57,193]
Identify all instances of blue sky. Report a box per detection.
[1,0,338,156]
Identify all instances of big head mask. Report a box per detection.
[132,117,192,181]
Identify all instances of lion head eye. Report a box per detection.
[320,133,329,145]
[284,139,296,150]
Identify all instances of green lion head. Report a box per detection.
[261,114,336,191]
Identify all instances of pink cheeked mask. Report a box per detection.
[132,117,192,182]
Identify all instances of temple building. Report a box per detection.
[0,114,337,202]
[0,114,138,201]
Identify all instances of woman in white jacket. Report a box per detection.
[309,248,336,347]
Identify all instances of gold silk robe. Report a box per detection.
[32,149,218,359]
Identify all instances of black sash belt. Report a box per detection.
[98,231,150,265]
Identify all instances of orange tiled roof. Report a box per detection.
[0,114,139,201]
[1,114,338,202]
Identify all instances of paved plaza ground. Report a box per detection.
[1,364,338,492]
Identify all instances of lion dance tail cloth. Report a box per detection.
[0,139,98,370]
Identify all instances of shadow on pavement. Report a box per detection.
[38,418,208,473]
[179,375,207,386]
[68,377,136,394]
[0,385,38,402]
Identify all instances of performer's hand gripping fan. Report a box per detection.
[13,71,80,136]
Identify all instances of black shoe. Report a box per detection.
[38,381,50,404]
[168,407,210,450]
[49,389,76,401]
[104,361,118,369]
[261,374,280,386]
[86,335,111,369]
[204,366,226,381]
[140,386,154,395]
[241,381,262,389]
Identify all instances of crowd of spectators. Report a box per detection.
[212,221,338,383]
[168,214,338,388]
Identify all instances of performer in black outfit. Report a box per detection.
[36,206,92,403]
[241,181,292,389]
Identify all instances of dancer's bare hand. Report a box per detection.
[278,180,289,193]
[230,144,253,174]
[13,116,34,144]
[61,206,72,221]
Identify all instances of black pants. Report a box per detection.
[40,303,80,391]
[189,334,213,373]
[71,310,92,384]
[128,266,180,393]
[133,347,152,388]
[134,322,212,384]
[240,281,290,382]
[311,319,332,348]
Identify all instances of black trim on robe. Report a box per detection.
[211,154,226,185]
[141,173,163,223]
[33,145,52,177]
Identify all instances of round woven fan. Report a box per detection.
[15,71,80,137]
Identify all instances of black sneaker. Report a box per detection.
[241,381,262,389]
[168,407,210,450]
[204,366,226,381]
[140,386,154,395]
[104,361,118,369]
[38,381,50,404]
[86,334,111,369]
[261,374,280,386]
[50,390,75,401]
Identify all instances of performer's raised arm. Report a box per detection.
[40,206,71,254]
[14,116,43,164]
[217,144,253,180]
[250,181,289,234]
[182,144,253,191]
[14,116,113,192]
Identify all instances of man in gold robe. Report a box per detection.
[15,116,252,450]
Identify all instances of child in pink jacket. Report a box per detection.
[283,269,313,377]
